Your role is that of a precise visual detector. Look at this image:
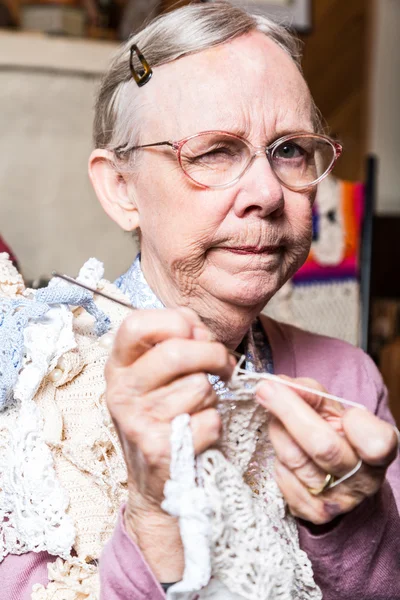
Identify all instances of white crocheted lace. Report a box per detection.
[0,258,106,564]
[0,252,24,297]
[32,557,99,600]
[163,369,322,600]
[162,414,213,596]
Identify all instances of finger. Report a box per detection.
[143,373,218,421]
[118,406,221,471]
[110,308,211,367]
[124,408,221,504]
[270,417,382,501]
[269,416,328,491]
[277,375,344,419]
[191,408,221,455]
[274,459,359,524]
[274,459,331,524]
[139,409,221,467]
[256,379,358,477]
[277,376,326,409]
[120,338,235,394]
[342,408,398,467]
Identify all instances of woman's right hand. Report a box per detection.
[104,307,235,580]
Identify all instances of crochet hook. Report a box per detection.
[52,272,134,309]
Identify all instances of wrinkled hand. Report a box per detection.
[105,307,235,513]
[256,377,398,525]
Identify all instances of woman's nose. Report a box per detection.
[232,154,285,219]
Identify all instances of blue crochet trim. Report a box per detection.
[0,284,110,411]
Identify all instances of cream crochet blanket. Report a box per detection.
[0,255,321,600]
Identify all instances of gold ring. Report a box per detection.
[307,473,336,496]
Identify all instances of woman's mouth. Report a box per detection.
[219,245,281,255]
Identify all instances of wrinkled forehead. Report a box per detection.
[137,31,314,142]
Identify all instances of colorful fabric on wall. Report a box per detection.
[264,176,365,346]
[293,178,364,283]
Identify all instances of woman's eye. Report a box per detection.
[202,147,233,158]
[191,146,238,163]
[274,143,303,159]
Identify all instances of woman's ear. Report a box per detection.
[88,149,140,232]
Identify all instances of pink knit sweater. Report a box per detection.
[2,318,400,600]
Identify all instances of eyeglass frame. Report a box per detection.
[114,131,343,192]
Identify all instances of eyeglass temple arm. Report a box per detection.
[115,141,175,154]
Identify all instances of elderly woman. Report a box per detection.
[1,3,399,600]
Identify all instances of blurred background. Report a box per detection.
[1,0,400,422]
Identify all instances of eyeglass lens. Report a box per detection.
[179,132,336,189]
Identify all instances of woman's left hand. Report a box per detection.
[255,377,399,525]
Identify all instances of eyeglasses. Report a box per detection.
[115,131,342,191]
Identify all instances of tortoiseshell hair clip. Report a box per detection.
[129,44,153,87]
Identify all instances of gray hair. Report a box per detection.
[93,1,316,159]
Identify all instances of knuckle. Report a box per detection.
[105,373,142,407]
[192,373,212,395]
[121,313,142,339]
[279,444,308,470]
[297,465,325,489]
[162,339,187,370]
[167,309,193,334]
[139,429,169,467]
[120,415,143,441]
[312,436,344,468]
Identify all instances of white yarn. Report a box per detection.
[162,414,213,598]
[77,258,105,289]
